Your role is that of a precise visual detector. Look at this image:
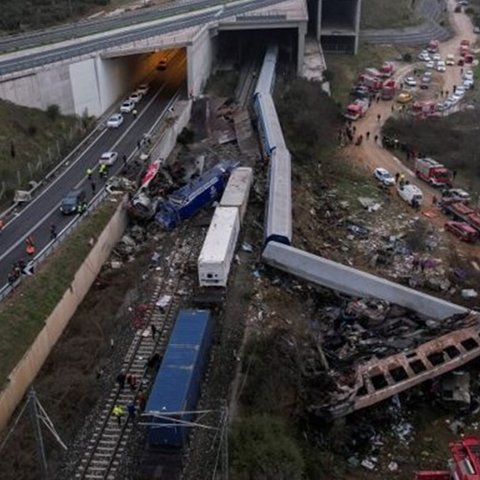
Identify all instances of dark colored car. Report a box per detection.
[60,188,86,215]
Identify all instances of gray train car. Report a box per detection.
[254,44,279,96]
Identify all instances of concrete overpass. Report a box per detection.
[0,0,361,117]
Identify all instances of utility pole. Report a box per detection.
[29,389,48,480]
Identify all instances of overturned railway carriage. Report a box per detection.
[265,147,292,245]
[254,44,279,96]
[144,309,213,448]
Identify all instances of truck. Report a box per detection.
[442,201,480,232]
[344,99,369,121]
[427,39,439,53]
[381,79,396,100]
[414,157,452,187]
[411,101,438,118]
[358,74,383,92]
[155,161,235,230]
[380,61,395,77]
[397,183,423,207]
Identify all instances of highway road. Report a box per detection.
[0,51,186,287]
[0,0,282,76]
[0,0,227,54]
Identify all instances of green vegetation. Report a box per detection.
[275,78,341,163]
[0,99,89,206]
[361,0,421,29]
[0,200,118,385]
[231,415,305,480]
[0,0,110,32]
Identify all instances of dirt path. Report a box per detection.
[344,0,479,257]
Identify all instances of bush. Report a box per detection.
[27,124,37,136]
[466,7,474,15]
[177,127,194,146]
[403,52,412,62]
[231,415,305,480]
[323,69,334,82]
[46,104,60,121]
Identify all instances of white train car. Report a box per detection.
[219,167,253,224]
[254,44,279,96]
[198,207,240,287]
[255,93,287,155]
[265,147,292,245]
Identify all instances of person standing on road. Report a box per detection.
[50,224,57,241]
[132,108,138,119]
[86,168,92,180]
[25,236,36,257]
[377,114,381,123]
[113,405,124,426]
[90,181,96,194]
[366,131,370,140]
[150,323,157,338]
[374,134,379,144]
[123,154,128,168]
[395,172,400,184]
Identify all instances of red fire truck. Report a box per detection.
[381,79,396,100]
[415,157,452,187]
[344,99,369,121]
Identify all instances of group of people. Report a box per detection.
[112,368,148,426]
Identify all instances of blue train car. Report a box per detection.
[145,309,213,448]
[265,147,292,245]
[155,161,235,230]
[254,93,287,156]
[254,44,278,96]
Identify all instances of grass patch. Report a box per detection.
[0,200,118,386]
[326,44,415,105]
[0,99,90,207]
[361,0,421,29]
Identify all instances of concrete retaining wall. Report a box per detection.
[0,201,128,432]
[263,241,467,320]
[187,26,217,97]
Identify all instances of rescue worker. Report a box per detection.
[126,402,136,424]
[122,154,127,168]
[113,404,124,426]
[132,108,138,119]
[80,201,88,214]
[98,164,107,180]
[86,168,93,180]
[399,173,406,187]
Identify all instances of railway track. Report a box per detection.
[74,229,204,480]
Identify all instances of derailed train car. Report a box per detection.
[144,309,213,448]
[253,45,292,246]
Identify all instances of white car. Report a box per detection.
[464,79,474,89]
[432,53,441,62]
[418,51,431,61]
[449,95,461,105]
[120,100,135,113]
[129,91,142,104]
[437,101,449,111]
[436,61,446,72]
[426,61,435,69]
[99,152,118,165]
[106,113,124,128]
[443,99,454,109]
[136,84,149,96]
[404,76,417,87]
[455,85,466,95]
[374,167,395,186]
[464,70,474,81]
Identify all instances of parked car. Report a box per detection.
[157,59,168,70]
[426,61,435,69]
[436,101,449,111]
[420,75,432,88]
[446,54,456,65]
[404,76,417,87]
[443,98,454,109]
[441,188,471,203]
[464,79,474,89]
[436,60,446,72]
[129,92,142,104]
[120,100,135,113]
[418,51,431,61]
[449,94,461,105]
[464,70,474,81]
[454,86,466,98]
[458,0,469,6]
[474,26,480,34]
[60,188,86,215]
[432,53,442,62]
[106,113,124,128]
[445,221,477,242]
[397,91,413,104]
[351,85,370,99]
[136,83,149,96]
[374,168,395,186]
[99,151,118,166]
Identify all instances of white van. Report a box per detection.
[397,183,423,207]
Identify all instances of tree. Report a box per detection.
[231,415,305,480]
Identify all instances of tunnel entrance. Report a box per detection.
[321,0,358,31]
[214,29,299,76]
[321,35,356,54]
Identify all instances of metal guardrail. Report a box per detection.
[0,189,109,304]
